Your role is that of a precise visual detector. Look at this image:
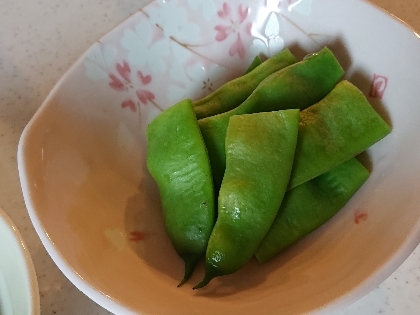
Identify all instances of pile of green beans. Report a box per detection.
[146,47,391,289]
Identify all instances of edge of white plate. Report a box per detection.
[0,207,40,315]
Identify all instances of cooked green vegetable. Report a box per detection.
[192,49,297,119]
[243,55,263,74]
[255,158,370,263]
[289,80,391,189]
[193,109,300,289]
[145,46,392,289]
[146,99,216,286]
[199,47,344,192]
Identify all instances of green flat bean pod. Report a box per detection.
[199,47,344,192]
[194,109,300,289]
[289,80,391,189]
[193,49,297,119]
[146,99,216,286]
[255,158,370,263]
[243,55,264,74]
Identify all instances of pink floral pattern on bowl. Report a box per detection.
[84,0,321,121]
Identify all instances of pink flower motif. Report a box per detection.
[137,89,155,104]
[217,3,231,19]
[109,74,127,91]
[229,33,246,59]
[214,2,252,59]
[108,61,155,112]
[116,61,131,82]
[138,71,152,85]
[121,99,137,112]
[369,74,388,99]
[215,25,230,41]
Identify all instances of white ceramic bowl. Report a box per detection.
[17,0,420,314]
[0,207,39,315]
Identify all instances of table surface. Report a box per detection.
[1,0,419,314]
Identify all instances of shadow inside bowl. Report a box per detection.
[124,169,184,281]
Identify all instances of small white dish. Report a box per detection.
[0,207,39,315]
[17,0,420,314]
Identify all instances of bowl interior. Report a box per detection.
[18,0,420,314]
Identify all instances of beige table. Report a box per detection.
[0,0,419,314]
